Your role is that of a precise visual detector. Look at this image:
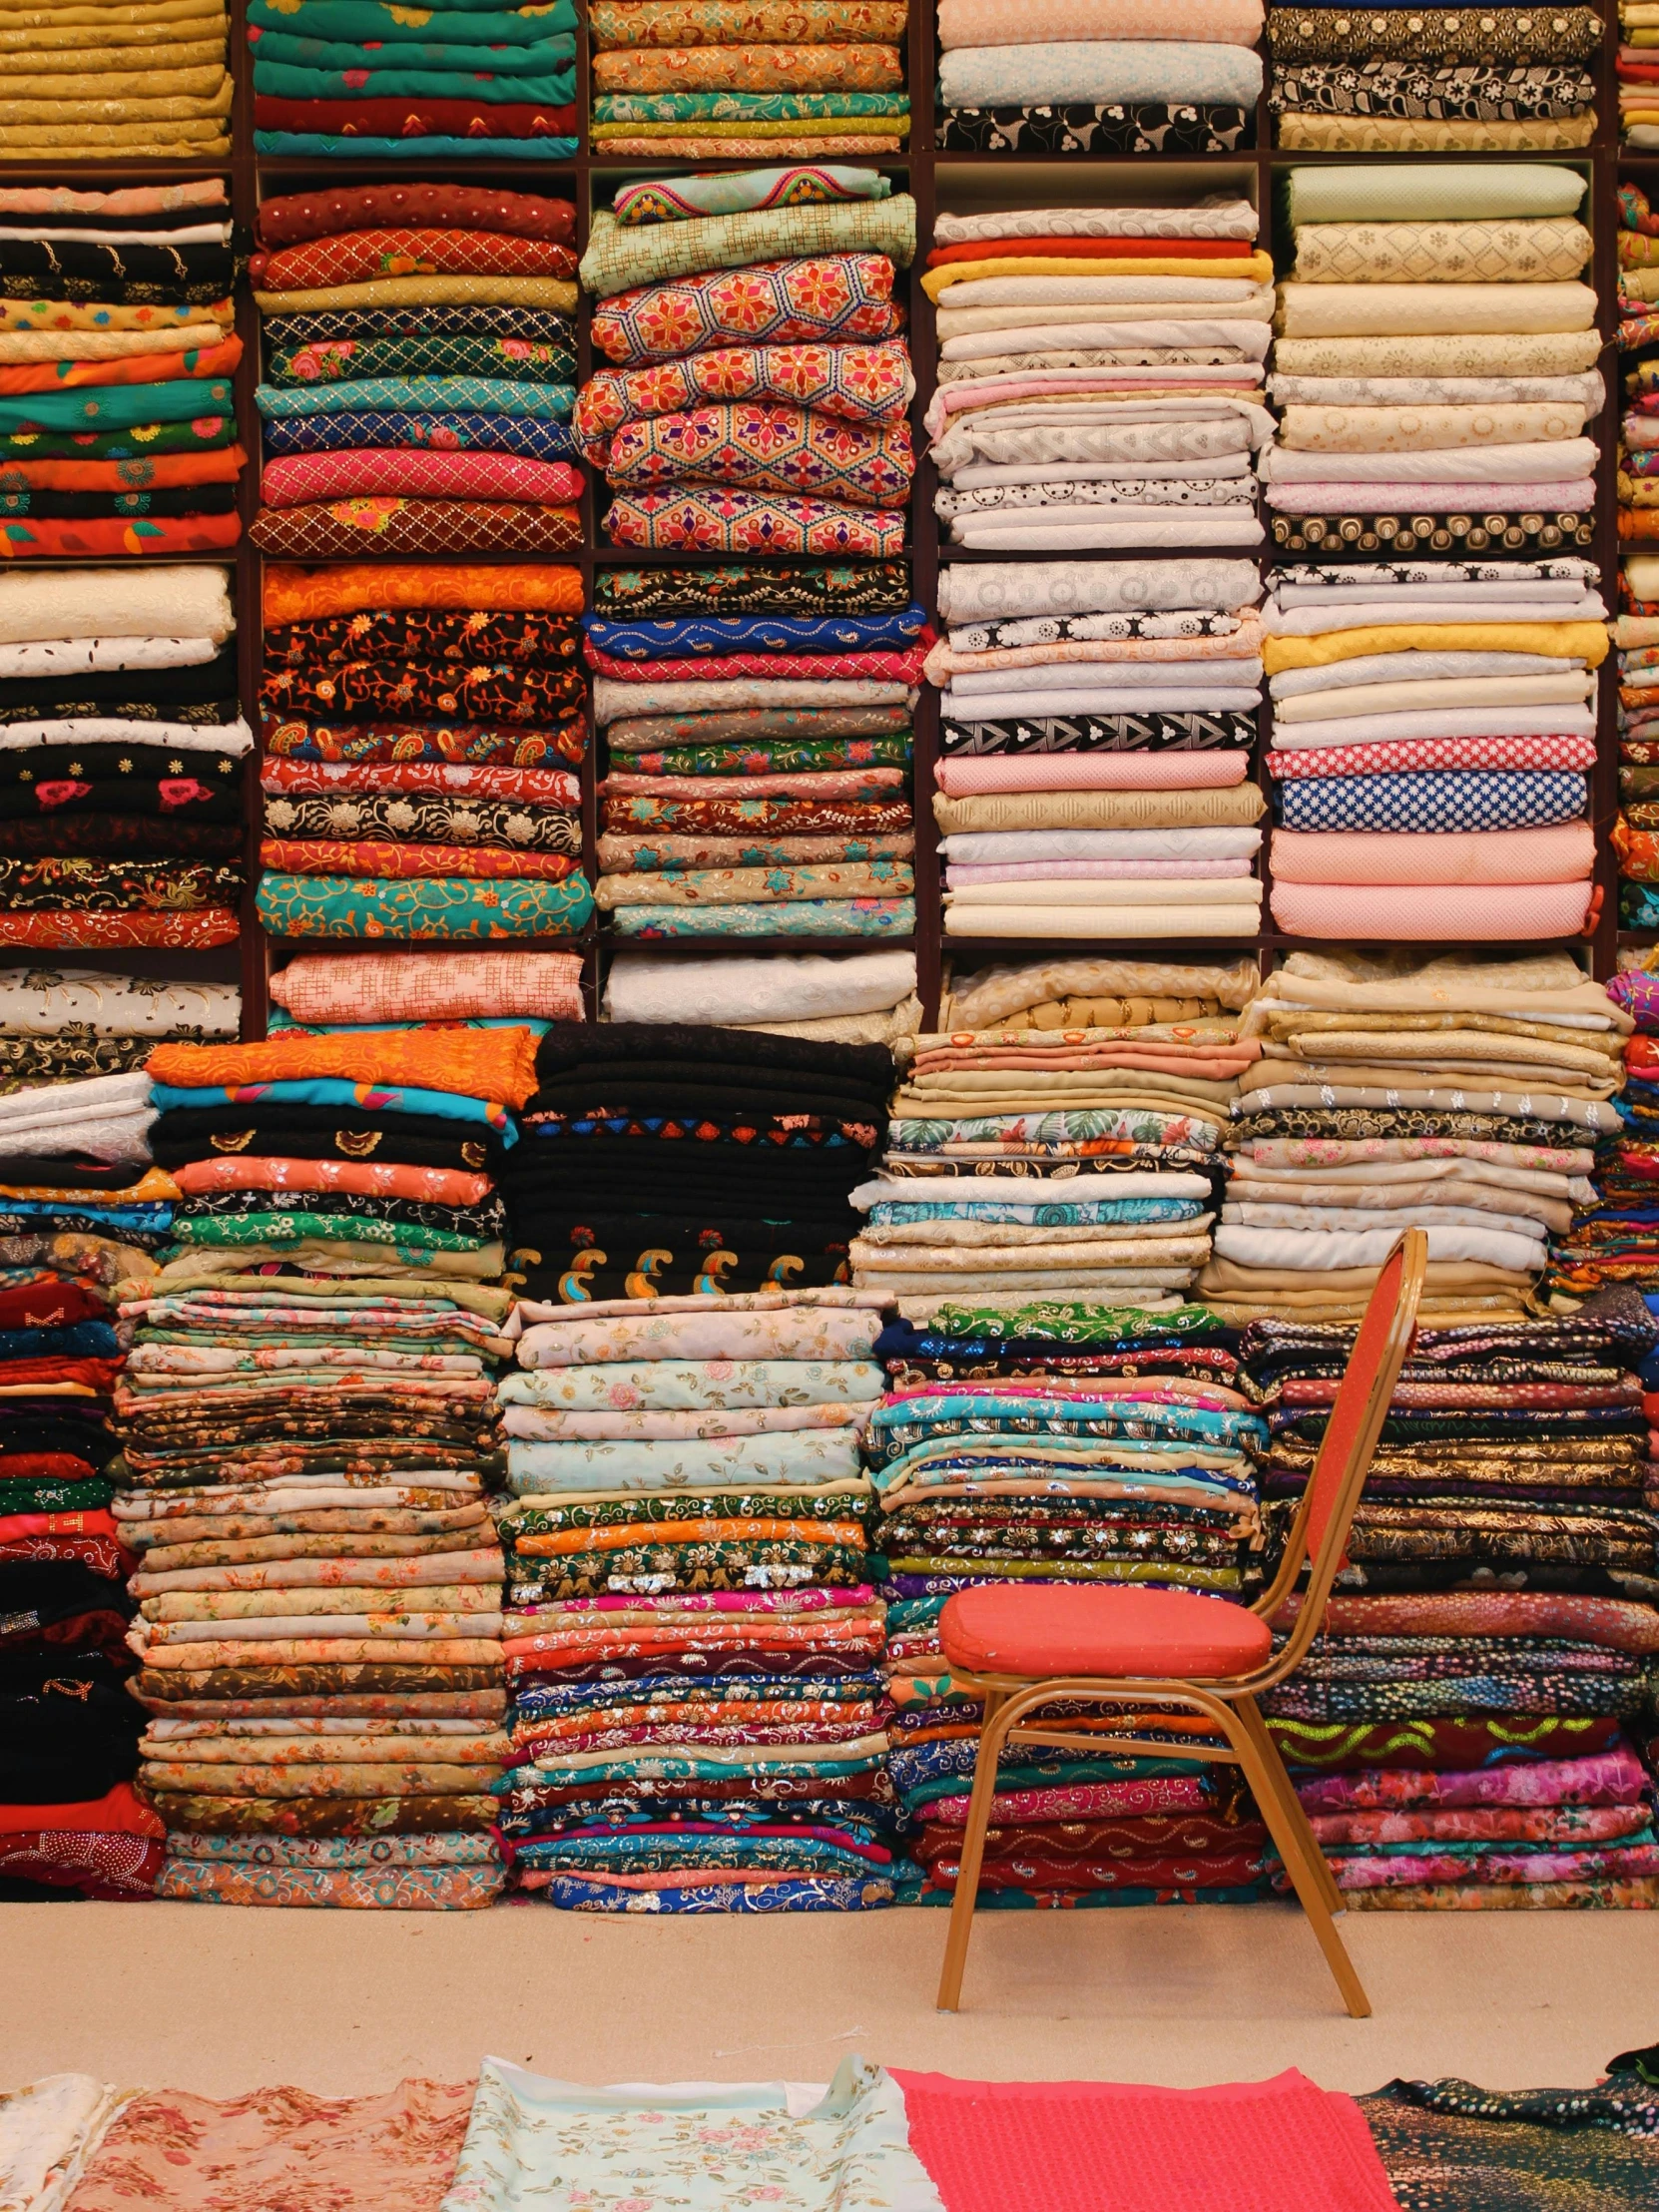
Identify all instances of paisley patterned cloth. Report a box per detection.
[262,795,580,853]
[266,608,579,667]
[154,1859,504,1906]
[0,515,240,559]
[251,501,582,557]
[262,717,584,770]
[606,490,905,554]
[262,660,582,726]
[594,561,911,615]
[254,871,594,941]
[592,48,903,93]
[591,255,903,366]
[602,404,912,505]
[574,339,913,456]
[936,105,1253,152]
[262,839,580,882]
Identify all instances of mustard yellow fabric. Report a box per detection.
[0,295,233,329]
[256,276,579,315]
[1262,622,1609,674]
[921,252,1274,298]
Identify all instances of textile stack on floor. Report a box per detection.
[589,2,910,160]
[0,565,249,954]
[247,0,577,162]
[0,181,243,559]
[1267,163,1602,568]
[110,994,553,1909]
[0,0,231,162]
[586,561,920,942]
[252,561,593,946]
[577,169,915,558]
[603,945,921,1045]
[1197,947,1626,1326]
[251,184,581,564]
[1613,559,1659,928]
[923,192,1271,555]
[1624,1,1659,145]
[1270,1,1600,152]
[933,0,1264,155]
[1262,557,1605,946]
[1252,1299,1659,1913]
[929,561,1267,944]
[0,1051,204,1902]
[850,954,1257,1320]
[494,1293,897,1913]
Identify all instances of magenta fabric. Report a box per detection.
[585,641,930,685]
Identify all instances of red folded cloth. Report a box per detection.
[253,96,578,140]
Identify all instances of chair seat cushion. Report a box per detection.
[939,1583,1273,1681]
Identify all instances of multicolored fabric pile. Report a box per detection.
[923,194,1271,553]
[1623,0,1659,144]
[494,1292,898,1912]
[248,0,577,160]
[252,184,580,562]
[0,564,249,951]
[1199,948,1627,1324]
[112,980,557,1909]
[935,0,1264,154]
[1272,0,1599,151]
[0,1051,213,1901]
[931,562,1266,942]
[1252,1296,1659,1911]
[588,562,920,941]
[1545,965,1659,1300]
[0,0,231,161]
[1617,561,1659,926]
[590,3,910,158]
[252,562,592,944]
[1619,188,1659,553]
[0,180,243,558]
[578,171,915,556]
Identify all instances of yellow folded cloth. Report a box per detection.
[0,296,233,331]
[922,253,1274,298]
[257,277,579,314]
[1262,622,1608,673]
[0,60,225,95]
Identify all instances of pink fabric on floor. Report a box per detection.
[1269,822,1594,886]
[1270,876,1598,937]
[893,2068,1403,2212]
[933,753,1252,796]
[1268,732,1598,779]
[1266,481,1596,513]
[946,858,1252,882]
[261,450,586,508]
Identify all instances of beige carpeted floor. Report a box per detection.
[4,1900,1656,2097]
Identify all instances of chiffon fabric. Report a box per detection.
[589,5,910,156]
[935,0,1265,152]
[0,4,231,161]
[253,186,581,560]
[248,0,578,160]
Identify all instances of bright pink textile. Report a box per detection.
[894,2069,1403,2212]
[1270,876,1597,936]
[933,753,1251,796]
[261,451,585,508]
[1268,732,1598,779]
[1269,822,1594,886]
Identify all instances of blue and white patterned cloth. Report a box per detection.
[1277,770,1586,834]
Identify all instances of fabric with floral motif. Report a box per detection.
[254,871,593,941]
[591,254,902,366]
[606,489,904,554]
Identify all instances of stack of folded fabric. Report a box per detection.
[1621,195,1659,556]
[579,169,914,557]
[1545,965,1656,1302]
[587,561,920,941]
[929,560,1266,943]
[0,565,248,952]
[0,181,243,558]
[1267,163,1601,568]
[494,1291,897,1913]
[1618,561,1659,928]
[856,954,1258,1319]
[253,561,593,945]
[0,0,231,162]
[935,0,1264,154]
[249,0,577,160]
[112,996,547,1910]
[1262,557,1606,945]
[503,1022,894,1306]
[1252,1296,1659,1911]
[1624,1,1659,144]
[1198,947,1628,1325]
[604,945,921,1045]
[924,196,1271,553]
[0,969,238,1095]
[590,3,910,158]
[867,1296,1274,1910]
[1271,1,1599,151]
[0,1066,175,1899]
[252,184,580,562]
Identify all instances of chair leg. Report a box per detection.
[1232,1697,1343,1917]
[1229,1722,1372,2020]
[936,1689,1007,2013]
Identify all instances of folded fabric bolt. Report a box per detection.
[933,757,1250,796]
[1271,823,1596,884]
[1269,879,1596,938]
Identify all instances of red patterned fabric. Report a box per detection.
[573,339,913,457]
[252,230,578,289]
[253,96,580,139]
[591,254,903,366]
[0,911,240,948]
[263,761,580,804]
[585,640,929,684]
[257,186,576,250]
[261,839,580,882]
[0,515,240,559]
[606,488,904,555]
[251,500,581,557]
[0,1830,162,1897]
[262,451,584,508]
[603,402,912,505]
[1270,732,1600,780]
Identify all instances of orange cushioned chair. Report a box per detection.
[934,1226,1428,2021]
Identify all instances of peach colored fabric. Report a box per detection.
[934,754,1252,797]
[1269,822,1595,886]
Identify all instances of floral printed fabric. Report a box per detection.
[155,1860,504,1906]
[592,47,902,95]
[1271,62,1596,119]
[255,872,593,941]
[935,105,1254,153]
[579,199,915,300]
[606,491,904,555]
[261,796,580,854]
[612,898,913,937]
[1271,7,1600,61]
[594,561,911,616]
[573,340,914,456]
[266,332,576,388]
[438,2056,941,2212]
[591,2,907,44]
[262,659,583,727]
[262,719,583,770]
[602,404,912,505]
[590,255,902,366]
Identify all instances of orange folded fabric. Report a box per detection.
[516,1517,864,1556]
[260,838,580,883]
[0,447,247,491]
[0,335,242,394]
[147,1026,540,1107]
[263,562,584,624]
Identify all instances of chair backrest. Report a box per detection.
[1277,1228,1427,1665]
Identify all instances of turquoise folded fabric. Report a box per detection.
[256,132,579,158]
[255,871,594,942]
[252,61,576,102]
[257,378,575,420]
[249,0,577,37]
[150,1080,513,1132]
[0,379,236,433]
[1285,164,1590,225]
[609,898,916,939]
[936,41,1264,108]
[251,31,576,73]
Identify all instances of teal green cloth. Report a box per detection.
[253,59,575,101]
[256,377,574,420]
[442,2057,942,2211]
[256,871,593,942]
[610,898,914,939]
[0,379,235,434]
[252,30,576,72]
[1285,163,1588,224]
[249,0,575,36]
[169,1214,489,1254]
